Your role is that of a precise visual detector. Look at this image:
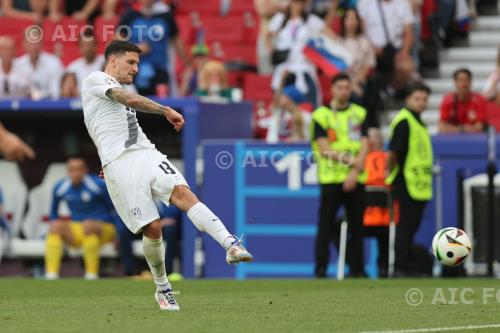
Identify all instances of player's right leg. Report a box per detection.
[169,185,253,264]
[44,220,75,279]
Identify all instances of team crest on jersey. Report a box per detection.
[131,207,142,219]
[104,77,118,86]
[81,191,91,203]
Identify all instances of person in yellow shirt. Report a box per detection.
[310,73,369,278]
[386,82,433,276]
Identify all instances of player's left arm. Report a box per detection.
[105,88,184,131]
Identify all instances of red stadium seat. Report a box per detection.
[0,17,33,39]
[93,15,119,45]
[201,16,244,44]
[318,74,332,105]
[213,43,256,66]
[177,0,221,15]
[176,14,196,45]
[42,17,86,48]
[227,0,256,14]
[242,12,259,44]
[243,73,273,103]
[486,101,500,132]
[243,73,273,138]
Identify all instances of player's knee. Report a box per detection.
[143,220,162,239]
[48,221,63,234]
[82,221,99,235]
[171,185,198,208]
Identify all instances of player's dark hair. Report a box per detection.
[406,81,432,97]
[66,154,87,163]
[104,40,142,61]
[331,72,351,85]
[453,68,472,80]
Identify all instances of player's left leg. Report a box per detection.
[169,185,253,264]
[142,220,180,311]
[80,220,116,280]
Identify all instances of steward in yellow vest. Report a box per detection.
[386,82,433,276]
[310,73,369,278]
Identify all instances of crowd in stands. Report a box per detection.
[0,0,498,140]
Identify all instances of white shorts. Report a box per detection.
[104,148,188,234]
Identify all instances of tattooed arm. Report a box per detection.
[105,88,185,131]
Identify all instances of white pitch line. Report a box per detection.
[360,323,500,333]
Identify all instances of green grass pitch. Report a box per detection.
[1,278,500,332]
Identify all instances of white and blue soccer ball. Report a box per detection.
[432,227,472,266]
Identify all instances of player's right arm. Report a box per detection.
[105,88,185,131]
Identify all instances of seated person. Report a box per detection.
[60,72,79,98]
[45,156,117,280]
[362,128,399,277]
[67,29,106,91]
[439,68,486,133]
[196,60,232,100]
[266,85,311,143]
[179,43,209,97]
[119,200,182,278]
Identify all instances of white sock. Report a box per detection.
[187,202,235,250]
[143,235,170,291]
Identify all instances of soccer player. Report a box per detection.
[81,40,253,311]
[45,156,117,280]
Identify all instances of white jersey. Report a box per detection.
[81,71,155,166]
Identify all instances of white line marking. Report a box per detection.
[360,324,500,333]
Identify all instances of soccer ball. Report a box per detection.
[432,227,472,266]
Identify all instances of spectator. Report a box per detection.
[338,8,376,101]
[179,44,209,97]
[254,0,287,74]
[439,68,486,133]
[0,122,36,161]
[363,127,397,278]
[1,0,48,22]
[60,72,79,98]
[117,0,191,96]
[266,85,311,143]
[195,60,232,100]
[67,29,105,91]
[483,47,500,104]
[409,0,422,70]
[265,0,336,108]
[386,82,433,277]
[357,0,415,94]
[44,156,117,280]
[17,25,64,99]
[119,200,182,277]
[102,0,137,19]
[48,0,99,22]
[0,36,30,99]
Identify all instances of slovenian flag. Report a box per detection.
[303,34,353,78]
